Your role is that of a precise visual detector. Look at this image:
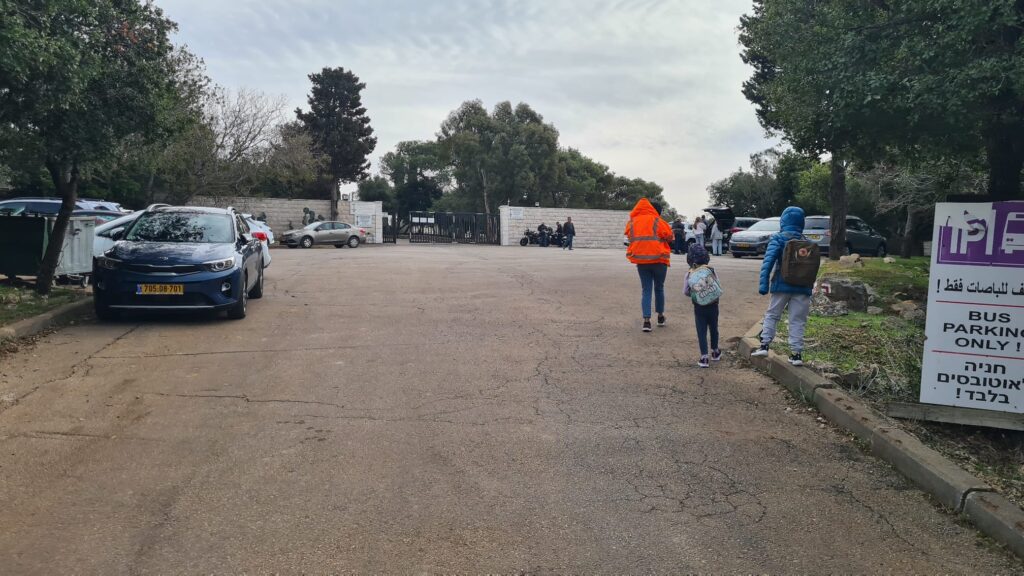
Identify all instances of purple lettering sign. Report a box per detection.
[937,201,1024,268]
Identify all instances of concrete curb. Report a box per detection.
[964,492,1024,559]
[739,327,1024,558]
[0,298,91,341]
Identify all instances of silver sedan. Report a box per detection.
[280,221,367,249]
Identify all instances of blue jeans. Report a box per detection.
[694,302,720,356]
[637,264,667,319]
[563,234,574,249]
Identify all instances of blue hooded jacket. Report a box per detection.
[758,206,813,296]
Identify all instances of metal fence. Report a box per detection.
[408,212,500,245]
[382,215,398,243]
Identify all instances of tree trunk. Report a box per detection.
[145,169,156,204]
[901,207,916,259]
[828,153,848,261]
[984,118,1024,201]
[36,160,80,295]
[478,165,491,214]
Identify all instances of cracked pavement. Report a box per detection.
[0,245,1019,573]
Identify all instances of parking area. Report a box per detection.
[0,246,1016,573]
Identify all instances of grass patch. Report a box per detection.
[820,256,930,304]
[0,283,82,327]
[775,312,924,403]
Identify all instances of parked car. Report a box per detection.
[729,217,762,236]
[280,221,366,248]
[728,217,781,258]
[92,206,265,320]
[78,198,127,212]
[0,197,127,218]
[93,205,171,258]
[804,215,887,257]
[242,214,273,267]
[74,209,125,225]
[702,207,735,241]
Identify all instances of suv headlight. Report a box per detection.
[96,256,121,270]
[204,257,236,272]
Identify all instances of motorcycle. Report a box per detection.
[520,228,564,247]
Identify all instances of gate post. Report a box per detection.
[499,205,510,246]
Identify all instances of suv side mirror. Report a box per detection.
[111,228,125,241]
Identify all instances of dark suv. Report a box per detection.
[803,215,887,257]
[93,206,266,320]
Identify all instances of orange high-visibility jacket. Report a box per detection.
[624,198,674,266]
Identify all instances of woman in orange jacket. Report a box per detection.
[624,198,675,331]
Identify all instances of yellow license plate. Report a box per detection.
[807,234,822,240]
[733,243,749,248]
[137,284,184,295]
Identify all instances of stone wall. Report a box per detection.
[499,206,631,249]
[188,196,384,243]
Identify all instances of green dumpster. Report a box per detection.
[0,216,50,277]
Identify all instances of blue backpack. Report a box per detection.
[687,265,723,306]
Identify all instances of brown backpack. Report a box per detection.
[781,238,820,287]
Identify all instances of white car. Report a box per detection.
[243,215,273,268]
[93,212,144,257]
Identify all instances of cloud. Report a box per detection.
[159,0,776,216]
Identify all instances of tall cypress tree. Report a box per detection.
[296,67,376,218]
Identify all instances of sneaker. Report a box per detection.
[789,353,804,366]
[657,315,667,327]
[642,320,652,332]
[711,349,722,362]
[698,356,710,368]
[751,344,769,357]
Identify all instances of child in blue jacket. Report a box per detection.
[751,206,813,366]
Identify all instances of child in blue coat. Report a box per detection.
[751,206,813,366]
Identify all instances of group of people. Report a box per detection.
[537,218,576,249]
[626,198,811,368]
[670,215,725,256]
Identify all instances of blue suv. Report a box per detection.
[93,206,265,320]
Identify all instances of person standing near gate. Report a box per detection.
[625,199,674,332]
[563,217,576,250]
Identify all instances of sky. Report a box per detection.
[159,0,776,218]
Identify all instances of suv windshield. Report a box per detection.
[805,217,830,230]
[126,212,235,243]
[746,219,780,232]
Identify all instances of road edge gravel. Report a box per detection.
[739,321,1024,559]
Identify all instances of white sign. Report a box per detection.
[509,207,525,220]
[922,201,1024,413]
[355,214,374,228]
[350,202,377,216]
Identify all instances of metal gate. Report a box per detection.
[408,212,500,245]
[382,215,398,243]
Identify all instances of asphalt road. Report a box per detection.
[0,245,1018,573]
